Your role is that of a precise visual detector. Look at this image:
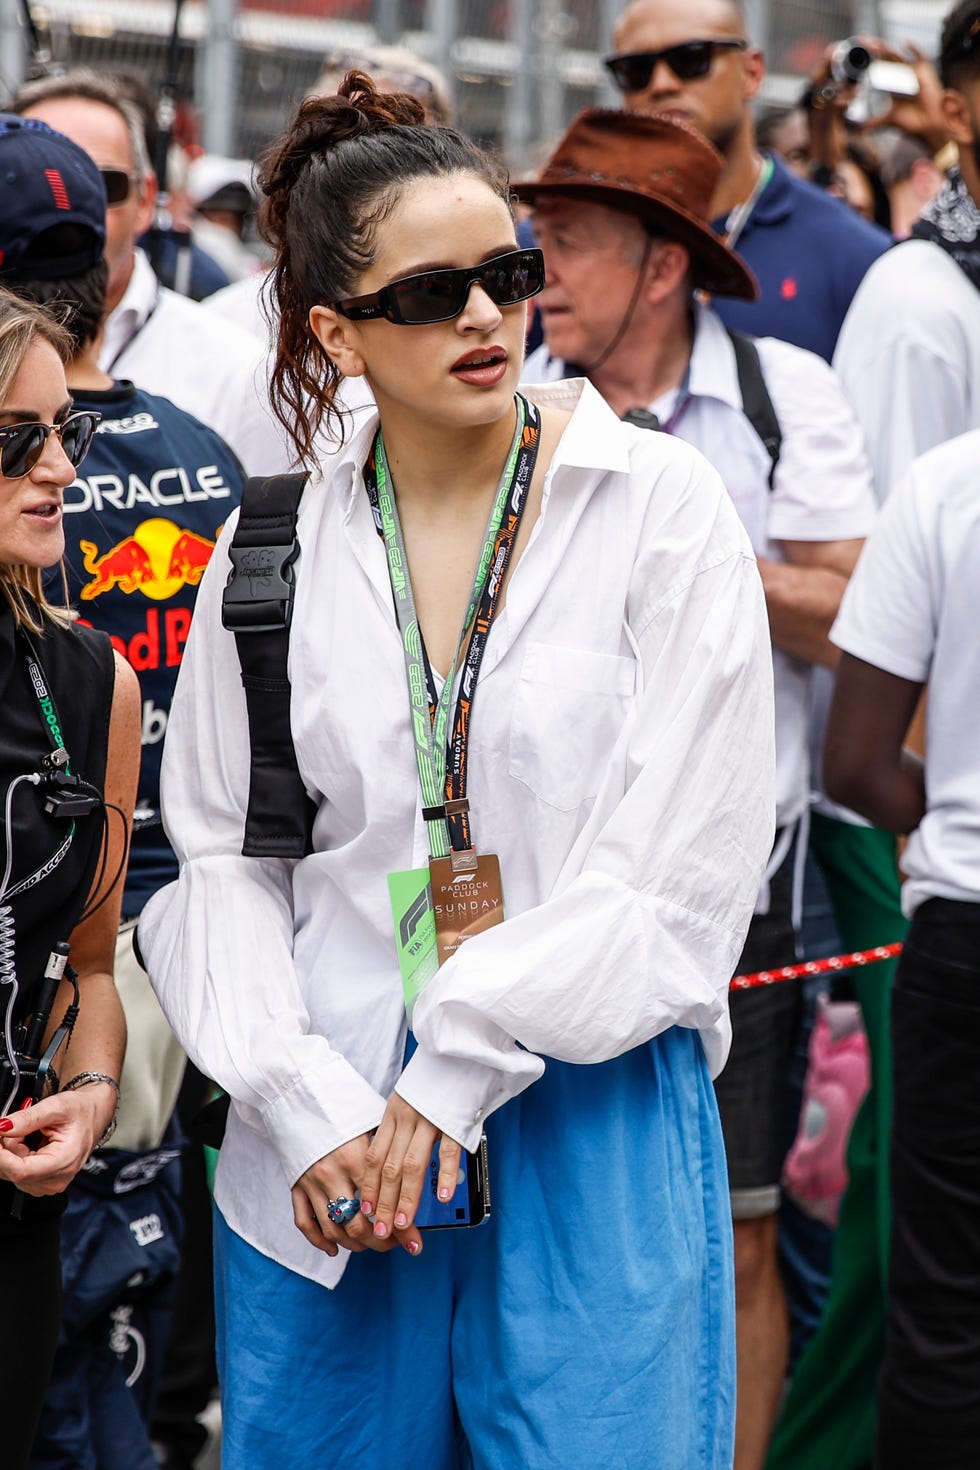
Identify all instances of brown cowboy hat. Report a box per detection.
[513,108,758,302]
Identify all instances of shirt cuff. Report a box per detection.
[394,1044,544,1153]
[259,1063,387,1187]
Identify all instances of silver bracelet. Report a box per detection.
[63,1071,121,1149]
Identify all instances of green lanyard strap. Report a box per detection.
[365,393,541,856]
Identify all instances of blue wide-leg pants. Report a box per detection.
[214,1026,735,1469]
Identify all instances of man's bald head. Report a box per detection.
[614,0,747,52]
[608,0,762,159]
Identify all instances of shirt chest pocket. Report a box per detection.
[509,642,637,811]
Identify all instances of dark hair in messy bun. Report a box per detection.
[257,70,513,462]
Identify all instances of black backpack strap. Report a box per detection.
[221,472,315,858]
[726,328,782,490]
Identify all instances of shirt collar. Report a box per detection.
[331,376,632,513]
[114,247,159,328]
[684,303,742,411]
[711,150,793,239]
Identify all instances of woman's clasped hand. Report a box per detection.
[291,1095,463,1257]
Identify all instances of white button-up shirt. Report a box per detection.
[139,379,775,1286]
[100,249,293,476]
[525,305,876,830]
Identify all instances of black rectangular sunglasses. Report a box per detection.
[98,167,135,206]
[332,248,545,325]
[604,38,747,93]
[0,411,100,480]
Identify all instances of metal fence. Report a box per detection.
[0,1,950,169]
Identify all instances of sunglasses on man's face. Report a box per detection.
[0,411,100,480]
[98,167,136,206]
[332,248,545,325]
[604,38,748,92]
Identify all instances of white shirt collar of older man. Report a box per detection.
[101,247,159,367]
[522,301,741,419]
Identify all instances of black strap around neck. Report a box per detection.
[726,328,782,490]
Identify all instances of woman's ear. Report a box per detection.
[309,305,367,378]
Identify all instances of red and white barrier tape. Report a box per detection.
[730,941,904,991]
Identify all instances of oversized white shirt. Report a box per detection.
[833,239,980,502]
[99,249,293,477]
[139,379,775,1286]
[831,429,980,916]
[525,306,876,831]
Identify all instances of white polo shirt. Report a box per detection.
[100,249,293,476]
[833,239,980,502]
[203,270,272,343]
[525,304,876,831]
[832,429,980,916]
[139,378,775,1287]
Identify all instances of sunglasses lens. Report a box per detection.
[665,42,715,79]
[607,54,653,91]
[100,168,132,205]
[1,424,46,479]
[482,251,544,306]
[60,414,97,469]
[393,271,466,324]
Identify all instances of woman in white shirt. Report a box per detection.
[139,73,776,1469]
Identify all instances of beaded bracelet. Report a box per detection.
[63,1071,121,1149]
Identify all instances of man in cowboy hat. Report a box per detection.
[519,108,878,1470]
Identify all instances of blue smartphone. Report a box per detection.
[415,1135,491,1229]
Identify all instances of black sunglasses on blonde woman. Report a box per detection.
[0,411,100,479]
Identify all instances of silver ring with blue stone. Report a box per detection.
[326,1195,360,1226]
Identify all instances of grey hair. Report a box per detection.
[12,68,153,180]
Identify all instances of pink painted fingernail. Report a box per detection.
[405,1239,421,1255]
[438,1187,450,1201]
[374,1221,388,1239]
[360,1200,374,1216]
[394,1212,407,1228]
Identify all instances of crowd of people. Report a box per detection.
[0,1,977,1467]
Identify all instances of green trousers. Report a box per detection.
[766,813,907,1470]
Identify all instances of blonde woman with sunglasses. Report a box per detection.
[0,290,139,1470]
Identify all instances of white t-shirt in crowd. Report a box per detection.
[833,239,980,502]
[831,428,980,915]
[525,304,876,831]
[203,269,273,344]
[201,271,378,454]
[139,378,775,1287]
[100,249,292,476]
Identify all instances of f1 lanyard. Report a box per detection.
[364,393,541,857]
[724,154,774,251]
[18,631,71,772]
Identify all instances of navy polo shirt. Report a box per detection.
[712,152,891,363]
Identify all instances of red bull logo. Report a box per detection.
[79,519,218,601]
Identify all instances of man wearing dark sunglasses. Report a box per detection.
[11,69,291,479]
[609,0,889,363]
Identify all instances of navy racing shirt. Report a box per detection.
[58,379,245,915]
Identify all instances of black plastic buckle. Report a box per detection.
[222,540,299,633]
